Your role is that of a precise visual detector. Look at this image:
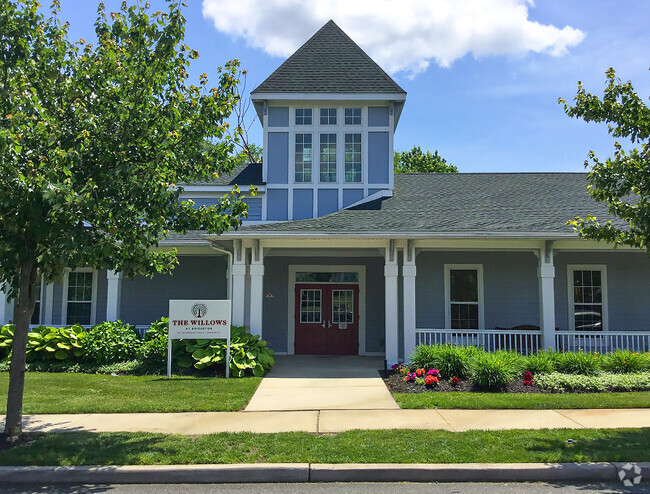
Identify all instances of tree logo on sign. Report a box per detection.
[191,303,208,318]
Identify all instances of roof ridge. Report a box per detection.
[326,20,406,94]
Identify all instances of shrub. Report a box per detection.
[523,350,558,375]
[471,352,517,388]
[82,321,141,364]
[136,318,170,371]
[410,344,478,379]
[556,350,601,375]
[536,371,650,392]
[601,350,649,374]
[25,325,86,362]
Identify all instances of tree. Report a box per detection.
[394,146,458,173]
[559,68,650,253]
[0,0,250,437]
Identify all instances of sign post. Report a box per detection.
[168,300,231,379]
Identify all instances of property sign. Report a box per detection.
[167,300,232,378]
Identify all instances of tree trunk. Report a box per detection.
[3,261,38,437]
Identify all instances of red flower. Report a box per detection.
[523,380,534,386]
[523,371,533,381]
[415,368,426,377]
[450,376,460,386]
[425,375,438,386]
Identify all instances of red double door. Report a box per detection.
[294,283,359,355]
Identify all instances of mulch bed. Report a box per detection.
[379,370,550,394]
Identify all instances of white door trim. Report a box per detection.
[288,264,367,355]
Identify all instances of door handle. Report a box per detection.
[327,321,332,328]
[321,321,326,328]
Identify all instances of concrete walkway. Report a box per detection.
[7,408,650,435]
[245,356,399,411]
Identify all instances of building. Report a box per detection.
[2,21,649,365]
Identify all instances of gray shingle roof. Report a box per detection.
[239,173,624,236]
[192,163,263,186]
[251,20,406,95]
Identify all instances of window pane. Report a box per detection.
[332,290,354,323]
[572,269,604,331]
[450,303,478,330]
[574,304,602,331]
[345,108,361,125]
[300,289,322,323]
[67,302,91,325]
[319,133,337,182]
[344,133,362,183]
[450,270,478,302]
[295,108,312,125]
[295,134,312,182]
[320,108,336,125]
[296,272,359,283]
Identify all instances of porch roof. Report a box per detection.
[233,172,624,237]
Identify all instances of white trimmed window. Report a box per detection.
[344,133,362,183]
[319,133,337,182]
[63,269,96,326]
[294,133,312,183]
[295,108,312,125]
[320,108,337,125]
[567,265,608,331]
[445,264,484,330]
[345,108,361,125]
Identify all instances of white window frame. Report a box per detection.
[444,264,484,330]
[30,275,45,326]
[295,108,312,125]
[344,132,362,183]
[61,268,98,326]
[318,132,337,183]
[567,264,608,332]
[294,133,313,183]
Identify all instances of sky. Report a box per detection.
[55,0,649,173]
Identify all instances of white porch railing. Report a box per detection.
[415,329,541,356]
[555,331,650,353]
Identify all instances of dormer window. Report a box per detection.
[295,134,313,182]
[319,133,337,182]
[320,108,337,125]
[295,108,312,125]
[345,108,361,125]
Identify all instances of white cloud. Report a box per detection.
[202,0,585,77]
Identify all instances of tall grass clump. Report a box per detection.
[410,344,479,379]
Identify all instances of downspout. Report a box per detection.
[209,243,233,301]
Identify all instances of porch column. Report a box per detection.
[106,270,123,321]
[0,285,13,325]
[249,239,264,337]
[538,240,556,350]
[231,239,246,326]
[385,239,399,366]
[43,283,54,325]
[403,240,417,363]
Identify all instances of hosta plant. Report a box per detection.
[179,325,275,377]
[0,325,14,359]
[26,325,86,361]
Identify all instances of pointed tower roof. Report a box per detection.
[251,20,406,95]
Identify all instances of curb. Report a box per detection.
[0,462,647,484]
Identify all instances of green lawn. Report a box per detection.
[0,372,261,413]
[1,429,648,465]
[394,391,650,410]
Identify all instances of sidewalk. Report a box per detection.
[7,408,650,435]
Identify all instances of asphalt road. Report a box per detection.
[3,483,649,494]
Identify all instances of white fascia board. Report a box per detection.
[180,185,266,193]
[215,231,579,240]
[251,92,406,102]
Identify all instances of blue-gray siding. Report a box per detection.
[368,188,386,196]
[293,189,314,220]
[267,189,288,220]
[554,251,650,331]
[268,107,289,127]
[368,132,390,184]
[318,189,338,216]
[242,197,263,221]
[415,251,540,330]
[368,106,389,127]
[343,189,364,207]
[120,256,227,325]
[267,132,289,184]
[262,255,385,354]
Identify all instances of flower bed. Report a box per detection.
[385,344,650,394]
